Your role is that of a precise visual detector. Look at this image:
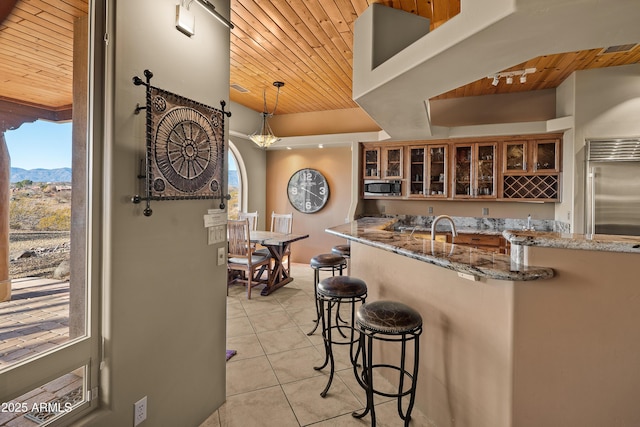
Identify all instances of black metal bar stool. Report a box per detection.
[313,275,367,397]
[307,253,347,335]
[331,244,351,275]
[352,300,423,427]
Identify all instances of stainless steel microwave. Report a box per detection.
[363,180,402,196]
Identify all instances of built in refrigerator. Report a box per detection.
[586,139,640,236]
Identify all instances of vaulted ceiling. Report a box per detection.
[1,0,639,124]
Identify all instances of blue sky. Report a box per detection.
[5,119,238,171]
[5,120,72,169]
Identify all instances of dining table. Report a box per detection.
[250,230,309,296]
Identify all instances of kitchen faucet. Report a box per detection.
[431,215,458,241]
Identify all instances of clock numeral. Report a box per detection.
[319,186,326,195]
[291,187,298,195]
[304,172,313,181]
[305,201,312,210]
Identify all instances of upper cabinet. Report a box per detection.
[501,137,561,201]
[453,142,496,198]
[503,138,560,174]
[363,147,380,179]
[408,145,448,197]
[382,147,403,179]
[361,134,561,202]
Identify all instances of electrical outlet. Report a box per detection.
[482,207,489,216]
[428,206,433,214]
[134,396,147,426]
[217,247,226,266]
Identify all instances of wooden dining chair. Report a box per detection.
[238,211,258,231]
[255,212,294,274]
[227,219,270,299]
[271,212,294,275]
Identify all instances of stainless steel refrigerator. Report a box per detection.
[586,139,640,236]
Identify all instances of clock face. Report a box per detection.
[287,168,329,213]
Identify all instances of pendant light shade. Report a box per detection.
[250,112,279,148]
[250,81,284,149]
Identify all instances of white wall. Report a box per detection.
[562,64,640,233]
[80,1,231,425]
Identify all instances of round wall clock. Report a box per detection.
[287,168,329,213]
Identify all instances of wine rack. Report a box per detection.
[503,175,559,200]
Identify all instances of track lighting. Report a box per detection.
[487,67,536,87]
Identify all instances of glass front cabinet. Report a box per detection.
[453,143,496,198]
[408,145,448,197]
[382,147,403,179]
[363,147,380,179]
[503,138,560,174]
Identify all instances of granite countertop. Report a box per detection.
[326,217,554,281]
[503,230,640,254]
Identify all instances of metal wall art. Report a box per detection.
[132,70,231,216]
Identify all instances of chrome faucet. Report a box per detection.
[431,215,458,240]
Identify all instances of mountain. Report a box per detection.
[10,167,72,183]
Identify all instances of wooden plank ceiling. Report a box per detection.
[1,0,640,120]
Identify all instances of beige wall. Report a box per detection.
[82,1,230,425]
[266,146,352,262]
[270,108,380,137]
[352,242,515,427]
[513,246,640,426]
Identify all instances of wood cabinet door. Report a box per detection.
[363,147,380,179]
[533,139,560,173]
[409,146,425,196]
[503,141,528,173]
[427,145,447,197]
[383,147,403,179]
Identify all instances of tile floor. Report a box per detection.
[200,263,431,427]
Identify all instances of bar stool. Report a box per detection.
[331,244,351,275]
[352,300,423,427]
[307,253,347,335]
[314,275,367,397]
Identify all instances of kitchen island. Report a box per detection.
[326,218,640,427]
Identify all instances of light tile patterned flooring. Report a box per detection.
[200,263,430,427]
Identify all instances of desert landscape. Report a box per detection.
[8,181,71,279]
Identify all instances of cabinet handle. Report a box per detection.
[523,161,527,170]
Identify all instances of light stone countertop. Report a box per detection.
[326,217,554,281]
[503,230,640,254]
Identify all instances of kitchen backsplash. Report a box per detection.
[368,214,571,233]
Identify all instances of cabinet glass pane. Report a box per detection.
[505,143,525,171]
[536,142,556,170]
[385,148,401,177]
[477,145,495,196]
[410,148,424,195]
[455,146,472,196]
[428,146,446,196]
[364,149,378,177]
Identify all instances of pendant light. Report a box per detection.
[250,81,284,149]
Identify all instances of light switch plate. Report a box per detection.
[217,247,226,266]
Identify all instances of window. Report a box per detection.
[0,3,99,423]
[227,142,244,218]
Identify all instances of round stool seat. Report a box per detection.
[318,276,367,299]
[357,300,422,334]
[331,244,351,258]
[310,253,346,269]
